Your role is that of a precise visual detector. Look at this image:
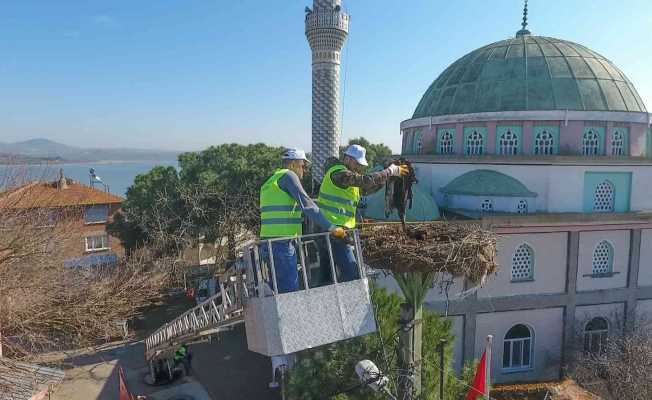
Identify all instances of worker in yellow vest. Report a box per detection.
[260,148,345,293]
[318,144,409,281]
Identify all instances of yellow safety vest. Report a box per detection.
[259,169,303,238]
[317,164,361,229]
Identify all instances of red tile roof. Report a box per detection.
[0,179,123,209]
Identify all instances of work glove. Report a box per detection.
[330,226,347,239]
[388,164,410,177]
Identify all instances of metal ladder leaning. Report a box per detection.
[144,270,248,362]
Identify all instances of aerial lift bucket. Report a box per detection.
[242,230,377,356]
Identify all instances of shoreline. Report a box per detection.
[0,159,178,166]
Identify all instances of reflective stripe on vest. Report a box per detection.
[259,169,303,238]
[317,164,361,229]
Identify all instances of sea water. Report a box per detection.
[0,160,178,197]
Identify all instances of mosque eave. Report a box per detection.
[400,110,651,130]
[407,154,652,166]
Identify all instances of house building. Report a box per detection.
[0,358,65,400]
[0,170,124,268]
[366,11,652,384]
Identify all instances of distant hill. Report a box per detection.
[0,139,180,163]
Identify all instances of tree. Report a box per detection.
[286,286,474,400]
[111,143,284,259]
[340,137,393,169]
[108,165,184,255]
[178,143,284,253]
[572,322,652,400]
[0,168,167,360]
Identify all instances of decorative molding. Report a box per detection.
[401,110,651,130]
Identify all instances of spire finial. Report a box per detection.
[515,0,531,37]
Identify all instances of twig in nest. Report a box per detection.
[360,222,498,284]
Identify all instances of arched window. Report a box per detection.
[592,241,614,275]
[511,244,534,281]
[534,130,555,155]
[593,180,615,212]
[413,131,423,154]
[466,130,484,155]
[503,324,533,370]
[481,199,493,213]
[406,130,423,154]
[499,130,519,155]
[582,129,601,156]
[584,317,609,354]
[439,130,454,154]
[517,199,528,214]
[611,130,625,156]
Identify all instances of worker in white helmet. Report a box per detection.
[318,144,409,281]
[259,148,346,293]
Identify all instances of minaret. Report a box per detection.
[305,0,350,182]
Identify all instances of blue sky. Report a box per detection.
[0,0,650,153]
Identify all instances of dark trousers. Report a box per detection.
[259,240,298,294]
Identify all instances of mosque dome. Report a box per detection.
[412,35,647,118]
[440,170,536,197]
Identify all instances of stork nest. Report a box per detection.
[360,222,498,284]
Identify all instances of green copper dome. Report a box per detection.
[362,184,440,222]
[413,36,647,118]
[441,170,536,197]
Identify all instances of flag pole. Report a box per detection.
[485,335,493,399]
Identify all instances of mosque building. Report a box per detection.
[365,3,652,384]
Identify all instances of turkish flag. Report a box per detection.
[465,350,487,400]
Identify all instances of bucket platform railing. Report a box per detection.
[144,230,376,379]
[244,230,377,356]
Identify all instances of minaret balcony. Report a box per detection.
[305,9,349,34]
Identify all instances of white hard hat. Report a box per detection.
[282,148,309,162]
[344,144,368,166]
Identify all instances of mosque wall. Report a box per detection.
[403,120,651,158]
[576,230,630,292]
[450,315,465,373]
[415,163,551,212]
[477,232,568,298]
[414,162,652,215]
[630,123,648,156]
[637,229,652,287]
[475,308,564,384]
[574,302,625,338]
[636,299,652,322]
[444,194,536,214]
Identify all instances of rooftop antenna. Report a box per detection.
[89,168,109,193]
[515,0,531,37]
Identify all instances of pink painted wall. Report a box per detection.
[560,120,584,155]
[522,121,533,155]
[411,119,650,157]
[605,121,615,156]
[423,126,436,154]
[486,121,497,154]
[630,123,647,157]
[455,123,464,154]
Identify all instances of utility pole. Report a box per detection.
[397,301,422,400]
